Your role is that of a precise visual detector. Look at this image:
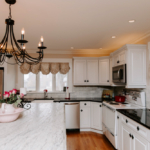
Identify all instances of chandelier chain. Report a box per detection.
[9,4,12,19]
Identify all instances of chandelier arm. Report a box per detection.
[11,25,22,52]
[10,25,16,52]
[25,50,43,60]
[0,25,8,45]
[4,25,10,52]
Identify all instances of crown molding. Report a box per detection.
[27,49,114,55]
[132,30,150,44]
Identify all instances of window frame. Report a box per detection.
[17,58,72,93]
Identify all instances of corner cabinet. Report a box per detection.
[74,58,99,85]
[90,102,102,130]
[99,57,110,85]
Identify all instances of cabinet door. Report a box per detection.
[120,123,132,150]
[128,49,146,85]
[80,107,90,128]
[91,102,102,130]
[74,60,86,85]
[132,131,149,150]
[119,51,126,65]
[113,54,119,66]
[99,59,110,85]
[86,60,99,85]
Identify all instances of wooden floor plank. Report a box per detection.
[67,131,115,150]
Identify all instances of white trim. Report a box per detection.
[80,128,103,134]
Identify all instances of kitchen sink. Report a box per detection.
[34,98,54,100]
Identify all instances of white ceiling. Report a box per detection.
[0,0,150,52]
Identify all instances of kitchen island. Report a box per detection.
[0,103,66,150]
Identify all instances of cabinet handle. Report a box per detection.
[132,135,134,139]
[107,80,109,82]
[137,126,140,131]
[117,116,119,119]
[87,80,89,82]
[100,105,101,107]
[117,60,120,63]
[129,134,132,138]
[84,80,87,82]
[126,119,128,123]
[84,103,87,105]
[81,109,83,112]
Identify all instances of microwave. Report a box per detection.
[112,64,126,84]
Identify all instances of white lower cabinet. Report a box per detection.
[80,102,90,128]
[120,123,132,150]
[119,114,150,150]
[91,102,102,130]
[80,102,102,131]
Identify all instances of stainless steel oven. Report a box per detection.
[112,64,126,84]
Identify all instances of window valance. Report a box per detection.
[20,63,70,75]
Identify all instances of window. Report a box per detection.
[24,72,68,92]
[24,72,36,91]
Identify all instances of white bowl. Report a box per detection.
[0,108,24,123]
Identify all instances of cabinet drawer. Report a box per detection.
[121,115,150,141]
[80,102,90,107]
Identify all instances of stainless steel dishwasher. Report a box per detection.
[65,103,80,129]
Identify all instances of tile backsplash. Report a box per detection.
[25,86,111,99]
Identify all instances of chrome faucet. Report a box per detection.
[44,91,48,99]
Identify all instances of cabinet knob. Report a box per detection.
[84,80,87,82]
[117,116,119,119]
[129,134,132,138]
[126,119,128,123]
[107,80,109,82]
[137,126,140,131]
[84,103,86,105]
[87,80,89,82]
[117,60,120,63]
[81,109,83,112]
[100,105,101,107]
[132,135,134,139]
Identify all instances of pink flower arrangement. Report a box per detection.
[20,93,24,99]
[1,89,24,104]
[12,89,17,94]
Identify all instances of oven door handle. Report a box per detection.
[118,69,121,78]
[106,106,115,112]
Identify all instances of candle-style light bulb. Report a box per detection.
[41,36,44,42]
[23,45,25,50]
[21,28,25,40]
[1,45,3,48]
[21,28,25,35]
[41,36,44,46]
[38,42,41,47]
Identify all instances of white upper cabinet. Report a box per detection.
[111,44,146,88]
[74,59,86,85]
[73,58,99,85]
[86,60,99,85]
[91,102,102,130]
[113,51,126,67]
[99,57,110,85]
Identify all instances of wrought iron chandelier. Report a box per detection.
[0,0,47,65]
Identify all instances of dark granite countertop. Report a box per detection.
[53,98,104,103]
[24,97,113,103]
[117,109,150,129]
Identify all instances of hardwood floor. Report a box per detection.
[67,131,115,150]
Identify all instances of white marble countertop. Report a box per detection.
[0,103,66,150]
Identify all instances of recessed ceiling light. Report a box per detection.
[129,20,135,23]
[112,36,116,39]
[99,48,102,49]
[70,47,74,49]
